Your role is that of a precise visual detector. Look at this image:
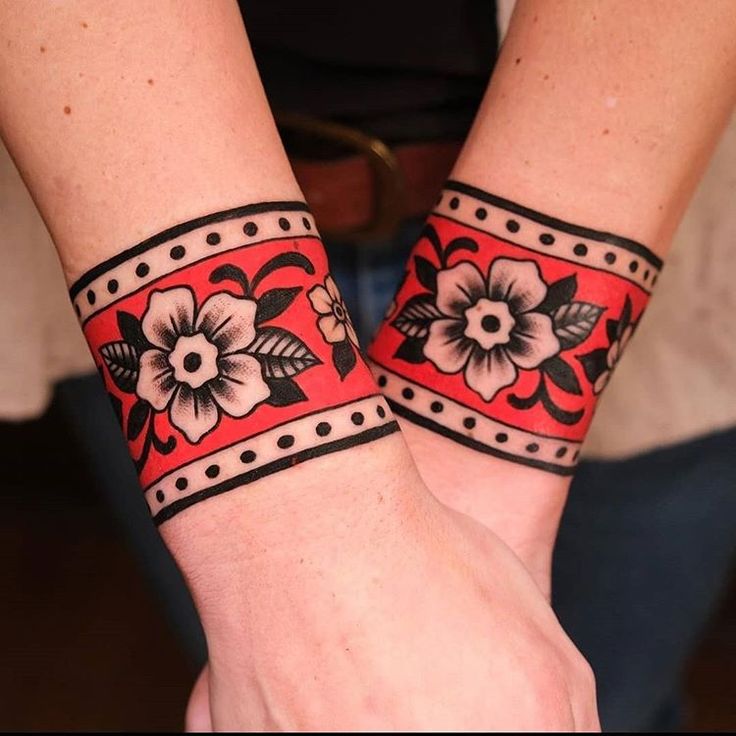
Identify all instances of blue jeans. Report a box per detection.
[60,223,736,730]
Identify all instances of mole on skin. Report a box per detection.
[63,106,71,115]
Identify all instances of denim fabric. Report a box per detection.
[59,225,736,731]
[324,221,423,344]
[554,427,736,731]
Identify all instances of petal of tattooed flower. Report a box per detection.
[435,262,487,317]
[424,318,474,374]
[620,324,634,352]
[169,384,219,443]
[325,274,342,303]
[464,345,518,402]
[141,287,196,350]
[210,354,270,417]
[136,349,177,410]
[318,313,347,343]
[593,370,611,395]
[488,258,548,314]
[507,312,561,369]
[307,284,334,315]
[196,292,258,354]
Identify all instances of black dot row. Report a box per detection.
[153,402,387,504]
[437,194,658,287]
[378,373,579,464]
[80,215,313,311]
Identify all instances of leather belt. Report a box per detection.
[279,113,461,240]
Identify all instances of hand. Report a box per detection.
[179,438,597,731]
[397,419,569,598]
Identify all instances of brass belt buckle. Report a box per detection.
[276,112,406,240]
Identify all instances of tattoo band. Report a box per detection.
[71,202,397,523]
[368,180,661,475]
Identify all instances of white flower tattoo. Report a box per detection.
[136,287,270,443]
[308,275,358,346]
[424,259,560,401]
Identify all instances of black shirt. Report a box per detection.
[239,0,498,145]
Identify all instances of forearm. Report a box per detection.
[457,0,736,248]
[369,0,736,583]
[0,0,413,622]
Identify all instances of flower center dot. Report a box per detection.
[333,304,345,320]
[481,315,501,333]
[183,352,202,372]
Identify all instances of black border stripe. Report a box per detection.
[444,180,663,269]
[143,392,383,491]
[368,357,581,443]
[69,200,310,299]
[79,233,323,328]
[152,421,400,525]
[388,401,575,476]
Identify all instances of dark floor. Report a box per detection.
[0,391,734,731]
[0,391,194,731]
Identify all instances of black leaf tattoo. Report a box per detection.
[542,356,583,396]
[255,286,303,325]
[246,326,321,379]
[414,255,438,293]
[536,275,578,314]
[577,348,609,384]
[332,340,357,380]
[393,336,428,364]
[391,294,444,339]
[100,340,140,393]
[127,398,150,441]
[117,312,150,353]
[553,302,605,350]
[265,377,308,406]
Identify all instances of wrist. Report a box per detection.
[396,417,568,595]
[160,432,429,629]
